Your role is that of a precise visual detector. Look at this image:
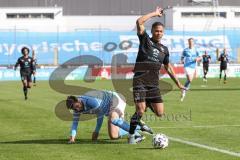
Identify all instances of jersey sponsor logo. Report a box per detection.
[153,48,159,57]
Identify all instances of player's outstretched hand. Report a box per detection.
[155,6,163,17]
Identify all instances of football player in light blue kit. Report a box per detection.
[66,90,152,143]
[181,38,201,101]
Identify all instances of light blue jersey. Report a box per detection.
[71,91,114,137]
[182,47,200,68]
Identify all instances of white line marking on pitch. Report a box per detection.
[169,137,240,158]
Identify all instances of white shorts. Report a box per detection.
[83,90,126,118]
[184,67,196,77]
[110,92,126,118]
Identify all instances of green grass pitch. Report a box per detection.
[0,78,239,160]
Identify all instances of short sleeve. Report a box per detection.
[163,47,170,65]
[137,30,149,44]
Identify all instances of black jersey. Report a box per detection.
[15,56,36,73]
[218,53,228,66]
[133,31,169,86]
[202,55,211,65]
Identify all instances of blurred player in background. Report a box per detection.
[202,51,211,82]
[32,49,37,86]
[180,38,201,101]
[218,48,229,84]
[14,47,36,100]
[66,90,152,144]
[128,6,184,144]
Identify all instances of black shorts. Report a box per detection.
[133,85,163,104]
[20,72,32,82]
[220,65,227,71]
[203,65,209,72]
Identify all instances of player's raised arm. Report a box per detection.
[136,6,163,35]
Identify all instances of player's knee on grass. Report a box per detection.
[109,111,120,121]
[108,120,119,140]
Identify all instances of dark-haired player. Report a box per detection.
[66,90,151,143]
[128,6,184,144]
[14,47,36,100]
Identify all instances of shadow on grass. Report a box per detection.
[0,138,126,145]
[136,147,164,150]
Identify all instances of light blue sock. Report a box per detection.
[118,128,129,137]
[118,128,141,138]
[111,118,141,132]
[184,80,191,90]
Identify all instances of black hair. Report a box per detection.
[151,22,164,31]
[188,37,194,41]
[21,47,30,55]
[66,96,78,110]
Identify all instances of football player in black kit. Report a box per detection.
[218,48,229,84]
[202,51,211,82]
[14,47,36,100]
[128,6,184,144]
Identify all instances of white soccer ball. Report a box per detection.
[152,133,169,149]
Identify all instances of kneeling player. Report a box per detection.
[66,90,152,143]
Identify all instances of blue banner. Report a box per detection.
[0,30,239,65]
[0,67,88,81]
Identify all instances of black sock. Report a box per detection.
[33,76,36,83]
[129,112,142,135]
[224,74,227,81]
[23,86,28,97]
[219,73,222,80]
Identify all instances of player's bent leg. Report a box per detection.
[27,82,32,88]
[219,68,222,81]
[151,102,164,117]
[187,73,194,83]
[22,79,28,100]
[27,74,32,88]
[224,69,227,83]
[128,102,146,144]
[108,111,120,139]
[181,73,194,101]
